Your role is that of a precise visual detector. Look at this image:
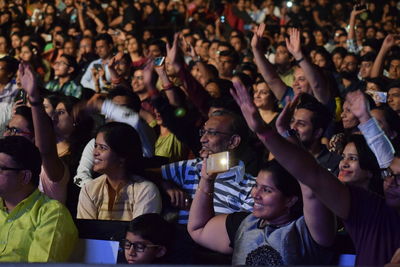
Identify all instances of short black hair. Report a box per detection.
[0,56,19,76]
[14,106,34,133]
[360,52,376,63]
[108,87,141,112]
[95,33,114,46]
[296,94,332,133]
[126,213,174,248]
[0,136,42,187]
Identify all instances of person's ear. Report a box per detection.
[21,170,32,185]
[68,66,74,74]
[286,195,298,208]
[155,246,167,258]
[313,128,324,140]
[228,134,241,150]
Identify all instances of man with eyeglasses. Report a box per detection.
[0,136,77,262]
[161,110,255,224]
[383,157,400,208]
[45,54,82,98]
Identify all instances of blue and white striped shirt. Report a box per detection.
[162,158,255,224]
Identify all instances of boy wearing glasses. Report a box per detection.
[122,213,173,264]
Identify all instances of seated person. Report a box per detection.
[122,213,173,264]
[77,122,161,221]
[0,136,77,262]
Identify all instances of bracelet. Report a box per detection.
[197,186,213,196]
[28,97,43,106]
[295,57,304,64]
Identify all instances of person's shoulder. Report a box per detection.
[82,174,107,192]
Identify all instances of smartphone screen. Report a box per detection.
[206,151,231,174]
[153,57,165,66]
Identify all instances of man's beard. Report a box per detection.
[340,70,358,80]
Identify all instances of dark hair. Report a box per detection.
[0,136,42,187]
[296,94,332,134]
[95,33,114,46]
[209,109,249,153]
[346,135,383,196]
[314,46,335,71]
[0,56,19,76]
[219,49,240,66]
[14,106,34,133]
[331,47,347,58]
[147,39,167,56]
[259,160,303,220]
[60,54,78,78]
[360,52,376,63]
[108,87,141,112]
[126,213,174,248]
[97,122,143,175]
[388,81,400,91]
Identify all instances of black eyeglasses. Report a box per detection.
[381,168,400,186]
[121,239,160,252]
[0,165,25,173]
[5,126,32,136]
[199,128,232,137]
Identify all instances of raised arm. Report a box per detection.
[346,6,366,54]
[286,28,330,105]
[275,95,336,247]
[187,161,232,254]
[370,34,399,78]
[347,90,395,168]
[251,23,287,101]
[19,63,65,183]
[230,81,351,220]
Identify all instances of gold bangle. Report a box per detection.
[197,186,213,196]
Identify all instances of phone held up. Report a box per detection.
[206,151,233,174]
[153,57,165,66]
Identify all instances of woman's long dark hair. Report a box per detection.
[346,134,383,196]
[260,160,303,220]
[97,122,144,176]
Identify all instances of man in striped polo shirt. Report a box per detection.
[161,110,255,224]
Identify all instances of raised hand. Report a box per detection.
[346,90,371,124]
[108,51,124,70]
[276,94,301,135]
[350,5,367,17]
[230,80,265,133]
[251,23,266,51]
[166,33,181,71]
[18,62,39,100]
[381,34,400,51]
[142,59,157,91]
[285,28,302,60]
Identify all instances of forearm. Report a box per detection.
[187,178,215,236]
[370,47,389,78]
[74,139,95,187]
[253,49,286,100]
[298,59,330,104]
[255,126,350,219]
[348,14,356,41]
[358,117,395,168]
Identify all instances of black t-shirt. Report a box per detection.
[225,211,250,248]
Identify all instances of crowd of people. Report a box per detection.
[0,0,399,264]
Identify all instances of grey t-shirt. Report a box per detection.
[227,213,334,265]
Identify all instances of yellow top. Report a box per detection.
[0,189,78,262]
